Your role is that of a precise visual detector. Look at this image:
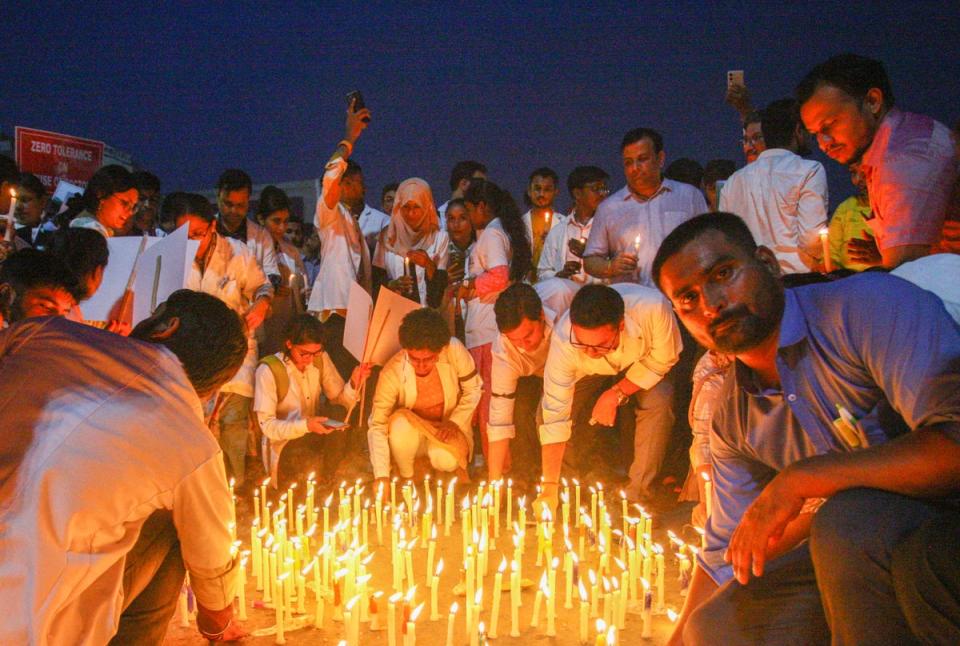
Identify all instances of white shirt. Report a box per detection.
[69,213,112,238]
[367,338,482,479]
[891,254,960,324]
[488,310,555,442]
[187,235,272,396]
[0,318,238,645]
[464,218,511,348]
[217,216,281,279]
[308,158,372,314]
[523,209,568,253]
[374,229,451,307]
[253,352,356,481]
[358,204,391,238]
[437,200,449,227]
[585,179,708,287]
[540,283,682,444]
[719,148,829,274]
[537,213,598,283]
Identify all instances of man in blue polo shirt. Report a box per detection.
[653,213,960,645]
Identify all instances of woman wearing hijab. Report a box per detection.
[372,177,450,308]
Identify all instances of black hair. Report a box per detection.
[796,53,895,110]
[702,159,737,186]
[257,185,291,219]
[651,212,757,288]
[620,127,663,154]
[742,110,762,128]
[399,308,450,352]
[494,283,542,333]
[446,197,467,212]
[0,249,78,321]
[761,98,801,149]
[569,284,624,329]
[528,167,559,185]
[17,172,46,198]
[344,159,363,179]
[130,289,247,397]
[0,155,18,185]
[81,165,136,212]
[464,179,532,282]
[664,158,704,188]
[381,182,399,200]
[131,170,161,194]
[48,228,109,300]
[448,160,487,192]
[566,166,609,197]
[161,192,214,224]
[216,168,252,194]
[283,313,327,349]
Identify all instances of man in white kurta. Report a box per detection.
[0,294,246,645]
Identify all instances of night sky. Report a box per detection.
[3,1,960,211]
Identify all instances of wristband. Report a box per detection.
[337,139,354,157]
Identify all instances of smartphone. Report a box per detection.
[323,419,348,429]
[727,70,744,89]
[346,90,371,123]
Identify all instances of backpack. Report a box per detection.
[258,353,329,403]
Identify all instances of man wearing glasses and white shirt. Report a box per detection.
[537,283,682,512]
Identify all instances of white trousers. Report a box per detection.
[387,410,459,478]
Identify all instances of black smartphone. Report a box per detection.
[346,90,371,123]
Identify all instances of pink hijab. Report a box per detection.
[383,177,440,255]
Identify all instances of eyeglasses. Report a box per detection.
[741,133,765,147]
[569,328,619,353]
[293,346,324,359]
[584,183,610,195]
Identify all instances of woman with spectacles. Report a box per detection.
[68,165,139,238]
[254,314,371,488]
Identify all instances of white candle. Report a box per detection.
[4,189,17,243]
[489,557,506,638]
[276,573,288,644]
[388,592,402,646]
[510,560,520,637]
[405,603,424,646]
[445,602,458,646]
[430,558,443,621]
[531,571,547,628]
[640,578,653,639]
[633,233,641,255]
[701,471,713,520]
[820,227,832,273]
[578,581,589,643]
[654,545,665,612]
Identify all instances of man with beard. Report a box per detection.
[720,98,828,275]
[797,54,957,269]
[653,213,960,645]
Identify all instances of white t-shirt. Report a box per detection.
[464,218,511,348]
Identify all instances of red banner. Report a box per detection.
[15,126,105,192]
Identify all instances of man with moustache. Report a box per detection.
[797,54,957,269]
[654,213,960,645]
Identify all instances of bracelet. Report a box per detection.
[199,619,231,641]
[337,139,354,157]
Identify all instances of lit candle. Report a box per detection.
[574,479,581,527]
[589,569,599,618]
[701,470,714,520]
[595,619,606,646]
[820,227,832,273]
[238,552,248,621]
[565,549,576,610]
[654,545,665,613]
[344,595,359,646]
[370,591,384,631]
[579,580,589,644]
[469,588,482,646]
[430,558,443,621]
[405,603,424,646]
[311,558,324,628]
[506,479,513,528]
[4,189,16,243]
[427,525,437,584]
[445,602,458,646]
[678,552,692,595]
[640,578,653,639]
[445,478,456,536]
[489,557,506,638]
[276,573,288,644]
[388,591,402,646]
[531,570,547,628]
[633,233,641,255]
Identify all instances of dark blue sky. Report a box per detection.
[3,1,959,210]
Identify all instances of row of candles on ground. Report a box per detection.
[226,475,703,644]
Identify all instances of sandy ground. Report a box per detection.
[163,475,697,646]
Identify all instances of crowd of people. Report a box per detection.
[0,52,958,644]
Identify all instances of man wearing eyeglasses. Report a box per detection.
[538,166,609,284]
[537,283,681,510]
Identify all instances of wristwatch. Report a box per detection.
[611,383,629,406]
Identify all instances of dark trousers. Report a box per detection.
[684,488,960,645]
[566,373,674,499]
[511,376,543,479]
[277,431,348,489]
[110,511,185,645]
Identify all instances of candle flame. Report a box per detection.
[667,608,679,622]
[607,624,617,644]
[410,603,425,623]
[641,577,650,590]
[498,556,507,573]
[474,587,483,605]
[596,618,606,633]
[539,570,549,593]
[346,595,360,611]
[578,580,588,601]
[405,585,417,602]
[588,569,597,584]
[450,601,459,614]
[389,592,403,604]
[436,558,444,576]
[700,471,712,483]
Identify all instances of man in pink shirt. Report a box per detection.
[797,53,958,268]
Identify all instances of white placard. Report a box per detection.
[343,282,374,362]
